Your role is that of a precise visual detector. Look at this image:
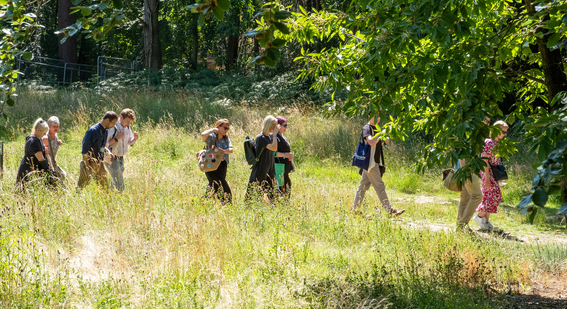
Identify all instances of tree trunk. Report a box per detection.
[143,0,163,71]
[191,21,198,70]
[226,36,239,71]
[57,0,77,64]
[524,0,567,107]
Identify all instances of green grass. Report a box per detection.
[0,89,565,307]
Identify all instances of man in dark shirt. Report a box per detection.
[77,111,118,189]
[352,113,405,217]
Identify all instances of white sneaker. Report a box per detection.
[485,221,500,232]
[473,214,490,230]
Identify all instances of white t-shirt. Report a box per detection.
[106,122,134,157]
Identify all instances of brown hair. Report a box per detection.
[120,108,136,120]
[103,111,119,122]
[214,119,229,128]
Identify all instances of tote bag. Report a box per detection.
[352,134,371,170]
[274,155,285,187]
[197,136,223,172]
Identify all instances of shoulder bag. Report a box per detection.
[352,133,371,170]
[378,141,386,177]
[197,135,224,172]
[490,163,508,181]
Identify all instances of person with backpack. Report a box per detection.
[246,115,281,201]
[16,118,54,189]
[105,109,139,193]
[201,119,233,203]
[274,116,294,196]
[352,113,405,217]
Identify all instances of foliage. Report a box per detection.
[243,3,291,67]
[286,0,567,215]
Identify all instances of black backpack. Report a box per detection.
[244,135,265,166]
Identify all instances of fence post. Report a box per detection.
[0,141,3,179]
[63,62,67,84]
[97,56,101,87]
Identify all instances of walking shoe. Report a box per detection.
[388,208,405,217]
[485,221,500,232]
[473,214,490,230]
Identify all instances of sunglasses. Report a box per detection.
[283,124,288,128]
[222,126,230,130]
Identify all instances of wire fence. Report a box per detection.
[15,55,142,87]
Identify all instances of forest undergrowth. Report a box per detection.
[0,89,565,308]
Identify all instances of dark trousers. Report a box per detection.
[279,171,292,196]
[205,161,232,203]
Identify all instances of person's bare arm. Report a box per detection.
[201,128,218,142]
[223,147,233,154]
[266,125,280,151]
[34,151,45,162]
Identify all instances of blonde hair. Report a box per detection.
[262,115,277,135]
[493,120,508,128]
[31,118,49,135]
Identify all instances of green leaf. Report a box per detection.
[212,6,224,20]
[22,52,32,61]
[546,33,560,48]
[72,0,82,5]
[558,203,567,215]
[519,194,533,207]
[216,0,230,11]
[112,0,123,10]
[528,206,538,224]
[274,10,291,20]
[243,30,260,37]
[264,55,276,67]
[198,14,205,26]
[266,47,281,62]
[6,98,14,106]
[271,38,286,48]
[532,187,548,207]
[274,22,290,34]
[81,8,92,16]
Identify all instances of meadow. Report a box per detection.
[0,89,565,308]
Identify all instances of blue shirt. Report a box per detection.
[82,122,108,161]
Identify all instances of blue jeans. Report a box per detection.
[105,157,125,192]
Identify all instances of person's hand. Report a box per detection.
[116,132,125,140]
[384,139,390,145]
[109,153,115,162]
[273,124,280,134]
[213,128,219,134]
[484,179,491,188]
[133,132,139,140]
[58,139,63,146]
[285,152,293,160]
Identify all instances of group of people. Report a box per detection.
[199,115,294,203]
[16,109,139,193]
[455,118,509,232]
[15,109,508,232]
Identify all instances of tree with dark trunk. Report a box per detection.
[143,0,163,71]
[57,0,77,63]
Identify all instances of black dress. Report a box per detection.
[247,133,277,199]
[276,133,293,195]
[16,135,49,184]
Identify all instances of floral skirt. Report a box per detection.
[476,171,501,213]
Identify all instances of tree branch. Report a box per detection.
[489,68,545,84]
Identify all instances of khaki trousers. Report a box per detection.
[77,158,108,189]
[457,175,483,225]
[352,166,391,211]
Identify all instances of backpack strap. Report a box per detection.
[379,140,385,166]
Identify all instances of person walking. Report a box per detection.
[201,119,233,203]
[42,116,66,183]
[473,120,509,231]
[105,109,139,193]
[16,119,53,188]
[274,116,294,196]
[247,115,280,201]
[352,113,404,216]
[455,116,490,233]
[77,112,118,189]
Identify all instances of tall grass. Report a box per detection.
[0,89,563,307]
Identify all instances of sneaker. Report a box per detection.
[473,214,490,230]
[485,221,500,232]
[388,208,405,217]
